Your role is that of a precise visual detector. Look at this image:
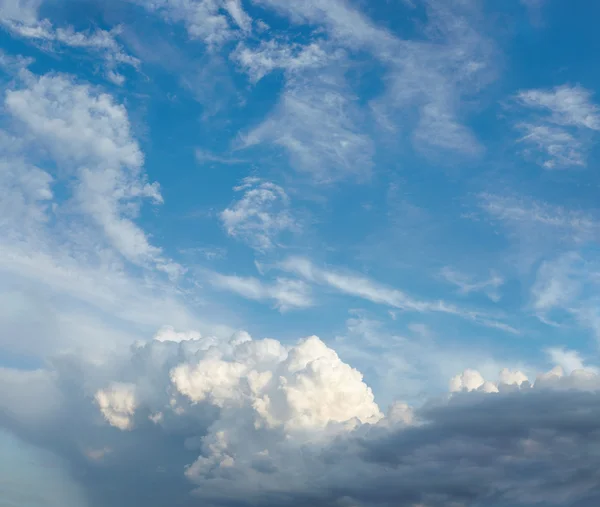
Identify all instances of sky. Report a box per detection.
[2,0,600,506]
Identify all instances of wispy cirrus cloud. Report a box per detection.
[479,192,600,244]
[231,39,334,83]
[239,0,497,180]
[513,85,600,168]
[0,68,233,359]
[277,257,518,333]
[0,0,138,84]
[5,71,181,276]
[207,271,313,311]
[479,192,600,340]
[240,69,374,182]
[132,0,251,47]
[439,266,504,302]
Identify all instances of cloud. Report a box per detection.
[0,1,138,83]
[220,177,298,251]
[479,193,600,246]
[277,257,518,332]
[240,70,374,182]
[95,382,138,431]
[528,252,600,340]
[0,69,234,360]
[513,85,600,168]
[546,347,598,375]
[3,330,600,507]
[241,0,494,180]
[449,367,529,394]
[133,0,251,47]
[153,325,203,343]
[516,86,600,130]
[208,272,313,311]
[0,0,42,25]
[530,253,583,315]
[439,266,504,302]
[334,313,529,409]
[231,39,334,83]
[5,71,180,274]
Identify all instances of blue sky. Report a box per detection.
[3,1,600,506]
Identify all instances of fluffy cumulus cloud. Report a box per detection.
[3,329,600,507]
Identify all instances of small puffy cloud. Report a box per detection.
[449,368,499,393]
[95,383,137,431]
[450,367,529,394]
[220,177,298,251]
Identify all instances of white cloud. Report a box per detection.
[479,193,600,245]
[0,70,234,359]
[0,0,41,25]
[546,347,598,375]
[0,137,53,235]
[528,252,600,340]
[5,72,180,274]
[517,123,585,169]
[449,367,529,394]
[278,257,517,332]
[251,0,395,49]
[514,85,600,168]
[241,70,374,182]
[134,0,251,46]
[439,266,504,302]
[220,177,298,251]
[153,325,202,343]
[516,86,600,130]
[231,39,334,83]
[208,272,313,311]
[531,253,582,314]
[0,2,138,83]
[87,332,382,500]
[243,0,494,176]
